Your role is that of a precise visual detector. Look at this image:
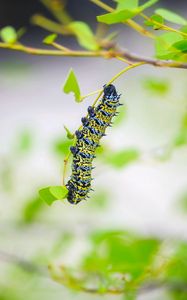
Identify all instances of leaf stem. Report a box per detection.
[62,151,72,186]
[80,89,102,101]
[40,0,73,25]
[116,56,133,65]
[52,42,70,51]
[140,12,187,38]
[31,14,70,35]
[109,62,145,84]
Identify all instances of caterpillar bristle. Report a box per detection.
[81,117,89,126]
[70,146,78,155]
[88,106,95,117]
[75,130,82,139]
[66,84,121,204]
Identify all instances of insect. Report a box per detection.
[66,84,122,204]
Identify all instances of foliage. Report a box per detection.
[39,186,68,205]
[63,68,81,102]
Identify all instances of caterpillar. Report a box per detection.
[66,84,121,204]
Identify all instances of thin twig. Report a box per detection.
[140,12,187,39]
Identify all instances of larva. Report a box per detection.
[66,84,121,204]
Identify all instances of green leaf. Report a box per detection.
[63,68,81,102]
[39,187,57,206]
[155,8,187,26]
[67,21,99,51]
[115,0,139,10]
[171,40,187,53]
[17,27,26,39]
[105,149,140,168]
[166,243,187,283]
[50,186,68,199]
[140,0,159,11]
[53,137,73,156]
[174,129,187,147]
[144,14,164,30]
[155,32,183,59]
[0,26,17,44]
[83,231,160,280]
[14,130,33,154]
[43,33,57,45]
[39,186,68,205]
[174,113,187,147]
[97,9,138,25]
[97,0,159,25]
[143,77,169,95]
[22,196,44,223]
[64,125,74,140]
[180,25,187,33]
[124,292,136,300]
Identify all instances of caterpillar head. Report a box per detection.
[103,84,117,98]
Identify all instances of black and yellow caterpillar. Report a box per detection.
[66,84,121,204]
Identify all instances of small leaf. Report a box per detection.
[17,27,26,39]
[174,130,187,147]
[53,137,73,156]
[140,0,159,11]
[22,196,44,223]
[64,125,74,140]
[155,8,187,26]
[143,77,169,95]
[39,187,57,206]
[97,9,138,25]
[180,25,187,33]
[43,33,57,45]
[171,40,187,53]
[50,186,68,199]
[39,186,68,205]
[14,130,33,154]
[105,149,140,168]
[115,0,139,10]
[63,68,81,102]
[0,26,17,44]
[155,32,183,59]
[97,0,159,25]
[174,113,187,147]
[144,14,164,30]
[67,21,99,51]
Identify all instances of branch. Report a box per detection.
[0,250,47,276]
[1,42,187,69]
[50,264,187,296]
[118,49,187,69]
